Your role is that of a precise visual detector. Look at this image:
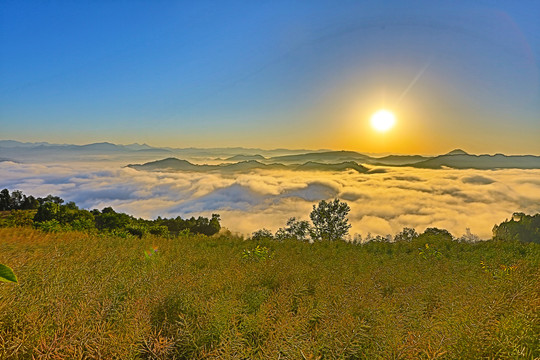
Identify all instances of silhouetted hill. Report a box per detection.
[268,151,371,164]
[410,153,540,169]
[294,161,368,172]
[445,149,469,156]
[127,158,368,173]
[220,160,287,172]
[225,154,267,161]
[127,158,204,171]
[372,155,431,165]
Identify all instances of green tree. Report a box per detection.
[394,227,418,242]
[94,207,132,231]
[493,213,540,243]
[418,227,453,242]
[34,202,60,222]
[252,228,274,241]
[0,189,10,210]
[309,199,351,241]
[275,217,311,241]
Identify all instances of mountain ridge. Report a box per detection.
[127,158,369,173]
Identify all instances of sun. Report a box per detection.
[370,109,396,132]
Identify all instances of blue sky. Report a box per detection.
[1,1,539,154]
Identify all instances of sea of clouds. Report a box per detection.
[1,160,539,239]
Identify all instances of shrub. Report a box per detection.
[6,210,34,227]
[35,219,62,232]
[242,245,273,261]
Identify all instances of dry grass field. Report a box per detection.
[0,227,538,359]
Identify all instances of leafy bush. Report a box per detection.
[126,224,147,238]
[242,245,273,261]
[149,225,169,237]
[35,219,62,232]
[5,210,34,227]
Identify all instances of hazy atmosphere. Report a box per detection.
[2,0,540,238]
[1,1,539,154]
[2,145,540,239]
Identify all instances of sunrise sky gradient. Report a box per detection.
[1,1,539,154]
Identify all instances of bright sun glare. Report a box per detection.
[370,109,396,132]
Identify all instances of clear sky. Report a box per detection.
[1,0,539,154]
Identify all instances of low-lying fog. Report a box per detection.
[2,160,539,239]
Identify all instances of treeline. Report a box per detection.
[0,188,220,237]
[251,198,539,244]
[0,189,63,211]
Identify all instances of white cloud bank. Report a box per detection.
[1,161,539,239]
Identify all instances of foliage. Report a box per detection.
[418,227,453,241]
[144,245,159,260]
[493,213,540,243]
[275,217,311,241]
[0,189,39,211]
[34,219,62,232]
[126,224,148,238]
[5,210,35,227]
[0,263,17,283]
[418,243,442,260]
[148,225,169,237]
[241,245,273,261]
[309,198,351,241]
[0,227,538,359]
[251,228,274,241]
[0,188,60,211]
[0,189,221,238]
[394,227,419,242]
[480,260,518,279]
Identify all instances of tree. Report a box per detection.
[394,227,418,242]
[251,228,274,241]
[275,217,311,241]
[0,189,10,210]
[493,213,540,243]
[418,227,453,241]
[309,199,351,241]
[34,202,60,222]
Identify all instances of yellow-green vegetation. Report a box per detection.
[0,227,538,359]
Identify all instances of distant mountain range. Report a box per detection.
[0,140,318,163]
[2,140,540,169]
[127,158,369,173]
[411,152,540,169]
[224,154,267,162]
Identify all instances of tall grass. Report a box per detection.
[0,227,538,359]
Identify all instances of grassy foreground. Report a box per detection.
[0,228,538,359]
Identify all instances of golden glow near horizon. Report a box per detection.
[370,109,396,132]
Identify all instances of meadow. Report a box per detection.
[0,227,538,359]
